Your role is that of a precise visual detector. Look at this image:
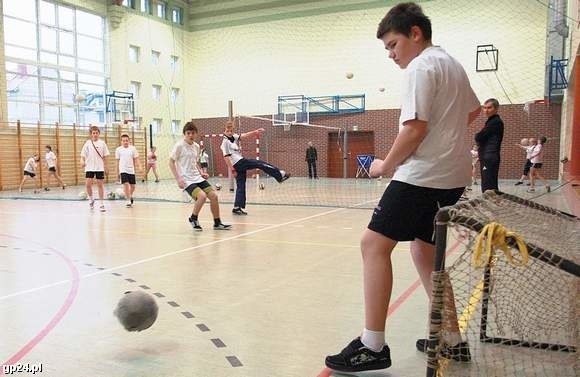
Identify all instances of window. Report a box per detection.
[140,0,150,14]
[171,120,180,134]
[170,55,179,72]
[152,85,161,101]
[172,7,182,24]
[170,88,179,103]
[129,81,141,99]
[151,50,160,65]
[122,0,134,8]
[151,118,162,134]
[129,45,140,63]
[3,1,106,125]
[157,1,166,19]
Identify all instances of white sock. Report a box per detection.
[443,332,462,346]
[361,328,385,352]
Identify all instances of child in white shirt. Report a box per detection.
[80,125,110,211]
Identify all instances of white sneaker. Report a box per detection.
[99,205,106,212]
[125,201,132,208]
[89,199,95,209]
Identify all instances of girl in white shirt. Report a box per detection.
[18,153,40,193]
[528,136,549,193]
[44,145,66,190]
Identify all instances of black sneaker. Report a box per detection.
[214,223,232,230]
[189,218,202,231]
[279,170,290,183]
[325,337,391,372]
[416,338,471,362]
[514,181,524,186]
[232,208,248,215]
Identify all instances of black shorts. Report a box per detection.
[368,180,464,245]
[184,180,214,200]
[85,171,105,180]
[48,167,56,172]
[120,173,136,184]
[23,171,35,178]
[200,162,208,168]
[532,163,543,169]
[522,160,532,176]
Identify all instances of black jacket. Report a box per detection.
[475,114,504,159]
[306,146,317,162]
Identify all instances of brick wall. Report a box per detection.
[192,102,561,180]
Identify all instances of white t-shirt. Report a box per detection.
[115,145,139,174]
[170,140,204,186]
[530,144,543,164]
[24,157,36,173]
[525,145,535,160]
[81,139,110,172]
[45,151,57,168]
[199,150,209,163]
[220,134,243,165]
[393,46,480,189]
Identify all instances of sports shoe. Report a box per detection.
[125,201,132,208]
[545,185,551,192]
[214,223,232,230]
[189,217,202,231]
[232,208,248,215]
[44,187,50,191]
[527,188,536,193]
[279,170,290,183]
[325,337,391,372]
[416,338,471,362]
[514,181,523,186]
[62,185,66,190]
[130,197,134,205]
[99,205,106,212]
[89,199,95,209]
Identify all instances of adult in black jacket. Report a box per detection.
[474,98,504,192]
[306,141,318,179]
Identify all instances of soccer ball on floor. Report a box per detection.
[78,191,88,200]
[115,188,126,200]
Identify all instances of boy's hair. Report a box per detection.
[484,98,500,109]
[224,120,235,131]
[121,133,130,139]
[182,121,198,134]
[376,2,432,40]
[540,136,547,144]
[45,145,52,151]
[89,125,100,134]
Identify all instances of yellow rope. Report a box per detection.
[473,222,529,268]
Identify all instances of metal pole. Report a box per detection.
[342,127,348,178]
[73,123,78,185]
[37,121,43,189]
[228,100,233,121]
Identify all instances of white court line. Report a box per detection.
[0,198,379,302]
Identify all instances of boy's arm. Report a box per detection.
[370,119,427,177]
[168,158,185,188]
[240,128,264,140]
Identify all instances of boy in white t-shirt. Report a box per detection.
[527,136,549,193]
[80,125,110,212]
[18,153,40,193]
[115,134,140,207]
[325,3,481,372]
[169,121,231,231]
[514,138,534,185]
[44,145,66,191]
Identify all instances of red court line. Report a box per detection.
[316,239,462,377]
[0,235,80,374]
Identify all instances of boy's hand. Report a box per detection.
[201,173,209,179]
[177,178,186,189]
[231,169,237,178]
[370,159,384,178]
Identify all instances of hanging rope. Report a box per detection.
[473,222,529,268]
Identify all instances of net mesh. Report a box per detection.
[428,191,579,376]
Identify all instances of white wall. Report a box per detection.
[186,0,547,118]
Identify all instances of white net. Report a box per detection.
[427,191,580,377]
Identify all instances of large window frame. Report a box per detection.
[3,0,107,125]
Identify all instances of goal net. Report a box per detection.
[426,191,579,377]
